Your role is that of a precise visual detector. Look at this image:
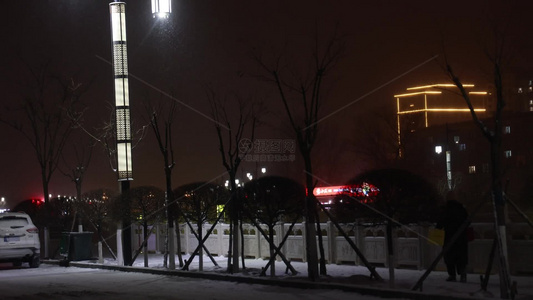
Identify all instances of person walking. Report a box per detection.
[436,192,469,282]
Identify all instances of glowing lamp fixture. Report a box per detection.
[110,2,133,181]
[151,0,172,18]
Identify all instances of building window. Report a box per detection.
[505,150,512,158]
[468,166,476,174]
[435,146,442,154]
[529,100,533,105]
[454,136,460,144]
[518,87,523,93]
[504,126,511,134]
[459,144,466,151]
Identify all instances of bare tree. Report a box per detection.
[1,61,85,207]
[242,176,305,276]
[253,30,344,280]
[344,169,440,287]
[351,111,403,170]
[109,186,165,267]
[445,34,514,298]
[206,87,259,273]
[60,135,94,231]
[79,189,116,259]
[174,182,226,271]
[143,98,183,269]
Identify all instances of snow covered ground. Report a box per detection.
[88,254,533,299]
[1,254,532,300]
[0,263,395,300]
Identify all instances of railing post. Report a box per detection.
[184,222,190,254]
[216,223,222,256]
[255,224,261,259]
[355,224,363,265]
[116,227,124,266]
[98,241,104,264]
[301,221,307,262]
[277,222,284,261]
[327,221,335,264]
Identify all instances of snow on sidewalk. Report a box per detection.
[83,254,533,299]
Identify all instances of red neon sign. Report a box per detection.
[313,183,379,198]
[313,186,348,196]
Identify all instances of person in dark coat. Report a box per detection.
[436,192,469,282]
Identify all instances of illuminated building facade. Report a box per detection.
[393,83,532,218]
[395,83,489,155]
[514,79,533,113]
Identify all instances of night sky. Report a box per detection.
[1,0,532,208]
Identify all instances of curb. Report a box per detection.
[42,260,476,300]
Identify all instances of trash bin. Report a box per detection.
[59,232,93,261]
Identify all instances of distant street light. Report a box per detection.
[151,0,172,19]
[0,197,6,213]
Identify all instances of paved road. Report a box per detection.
[0,263,391,300]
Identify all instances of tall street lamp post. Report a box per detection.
[109,1,133,266]
[151,0,175,269]
[109,0,173,266]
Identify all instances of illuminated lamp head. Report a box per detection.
[151,0,172,19]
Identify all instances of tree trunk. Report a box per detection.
[143,221,149,268]
[269,225,275,277]
[240,220,246,269]
[315,209,327,275]
[42,171,50,205]
[198,220,203,271]
[303,152,319,281]
[490,132,512,299]
[232,215,240,272]
[163,223,168,268]
[227,219,233,272]
[175,225,184,267]
[165,168,176,270]
[227,174,240,273]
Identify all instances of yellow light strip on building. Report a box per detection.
[427,108,485,112]
[469,91,488,95]
[397,108,486,114]
[406,84,475,90]
[394,91,442,98]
